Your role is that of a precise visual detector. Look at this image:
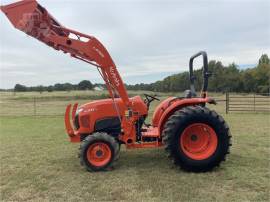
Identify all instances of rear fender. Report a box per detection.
[152,97,175,127]
[157,97,213,136]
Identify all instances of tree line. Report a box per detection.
[12,54,269,94]
[126,54,270,94]
[14,80,95,92]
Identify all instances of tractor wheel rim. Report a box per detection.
[180,123,217,160]
[87,142,112,167]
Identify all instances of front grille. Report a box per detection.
[74,114,80,130]
[81,115,90,128]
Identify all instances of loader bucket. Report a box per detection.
[1,0,37,29]
[1,0,68,42]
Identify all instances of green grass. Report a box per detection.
[0,91,270,201]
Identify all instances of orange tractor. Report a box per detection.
[1,0,231,172]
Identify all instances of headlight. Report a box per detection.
[76,108,83,115]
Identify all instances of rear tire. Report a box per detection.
[162,106,231,172]
[80,132,118,171]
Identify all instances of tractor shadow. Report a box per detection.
[113,148,173,171]
[49,148,243,174]
[114,149,243,174]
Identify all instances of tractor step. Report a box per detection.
[141,127,159,138]
[126,141,163,149]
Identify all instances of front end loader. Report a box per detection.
[1,0,231,172]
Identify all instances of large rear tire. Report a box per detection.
[162,106,231,172]
[80,132,118,171]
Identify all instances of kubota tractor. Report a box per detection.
[1,0,231,172]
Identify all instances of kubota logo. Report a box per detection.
[109,66,120,87]
[17,12,50,38]
[93,47,104,58]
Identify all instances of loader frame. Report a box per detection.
[1,0,214,149]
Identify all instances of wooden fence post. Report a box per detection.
[253,94,256,112]
[34,97,36,116]
[226,92,229,114]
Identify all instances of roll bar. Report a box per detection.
[189,51,211,98]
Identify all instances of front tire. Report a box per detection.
[162,106,231,172]
[80,132,118,171]
[114,143,121,161]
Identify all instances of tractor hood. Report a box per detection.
[72,96,148,135]
[78,96,147,117]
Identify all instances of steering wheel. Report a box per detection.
[144,94,160,108]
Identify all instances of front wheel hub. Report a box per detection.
[190,134,198,141]
[87,142,112,167]
[180,123,218,160]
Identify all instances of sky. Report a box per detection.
[0,0,269,89]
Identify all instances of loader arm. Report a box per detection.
[0,0,130,107]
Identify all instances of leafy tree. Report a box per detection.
[259,54,270,65]
[11,54,270,94]
[36,85,45,94]
[125,54,269,94]
[47,85,54,92]
[62,83,74,91]
[54,83,65,91]
[254,63,270,93]
[14,84,27,92]
[78,80,93,90]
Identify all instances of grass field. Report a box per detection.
[0,91,269,201]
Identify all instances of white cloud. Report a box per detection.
[0,0,269,88]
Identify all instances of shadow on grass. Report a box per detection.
[48,147,240,175]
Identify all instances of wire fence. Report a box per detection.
[0,92,269,117]
[225,93,270,113]
[0,98,70,117]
